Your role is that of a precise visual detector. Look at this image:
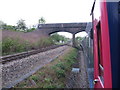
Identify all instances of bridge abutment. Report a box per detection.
[72,34,76,47]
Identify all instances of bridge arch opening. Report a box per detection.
[50,32,72,45]
[57,32,72,39]
[48,30,73,36]
[75,31,88,38]
[72,31,88,48]
[49,31,88,47]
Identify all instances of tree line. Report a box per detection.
[0,17,46,32]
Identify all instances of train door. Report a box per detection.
[93,21,104,88]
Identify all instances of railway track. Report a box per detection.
[2,45,69,88]
[0,44,66,64]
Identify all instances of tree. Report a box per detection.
[51,33,61,42]
[0,20,7,30]
[0,20,17,30]
[38,17,46,24]
[51,33,70,44]
[16,19,27,31]
[0,21,5,26]
[76,36,83,42]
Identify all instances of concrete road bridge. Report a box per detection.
[37,22,92,47]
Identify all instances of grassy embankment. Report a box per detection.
[1,30,69,56]
[15,48,78,88]
[2,37,54,56]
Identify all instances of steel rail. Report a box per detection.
[0,44,66,64]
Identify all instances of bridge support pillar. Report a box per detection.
[72,34,76,47]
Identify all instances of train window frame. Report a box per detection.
[96,21,104,84]
[90,28,93,39]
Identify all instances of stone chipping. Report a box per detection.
[2,46,69,88]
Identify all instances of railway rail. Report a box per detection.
[0,44,66,64]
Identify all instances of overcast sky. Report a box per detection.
[0,0,94,38]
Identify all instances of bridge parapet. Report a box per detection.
[38,23,87,29]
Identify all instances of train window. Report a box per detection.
[90,28,93,39]
[96,21,104,84]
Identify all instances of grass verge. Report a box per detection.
[15,47,78,88]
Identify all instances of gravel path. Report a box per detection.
[2,45,70,88]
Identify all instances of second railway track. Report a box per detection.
[0,44,66,64]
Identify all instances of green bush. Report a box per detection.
[27,28,36,32]
[51,63,65,78]
[30,75,39,82]
[56,69,65,78]
[2,37,55,55]
[44,78,52,83]
[36,37,54,48]
[2,38,26,55]
[55,62,65,70]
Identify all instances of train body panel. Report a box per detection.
[91,0,120,88]
[81,0,120,88]
[93,0,111,88]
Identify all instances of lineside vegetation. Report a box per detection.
[15,48,78,88]
[2,33,70,56]
[2,37,54,56]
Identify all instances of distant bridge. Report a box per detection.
[37,22,92,47]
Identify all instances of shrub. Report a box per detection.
[44,78,52,83]
[30,75,39,82]
[51,62,65,78]
[36,37,54,48]
[55,62,65,70]
[2,37,55,55]
[56,69,65,78]
[2,38,26,55]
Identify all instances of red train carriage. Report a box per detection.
[91,0,120,88]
